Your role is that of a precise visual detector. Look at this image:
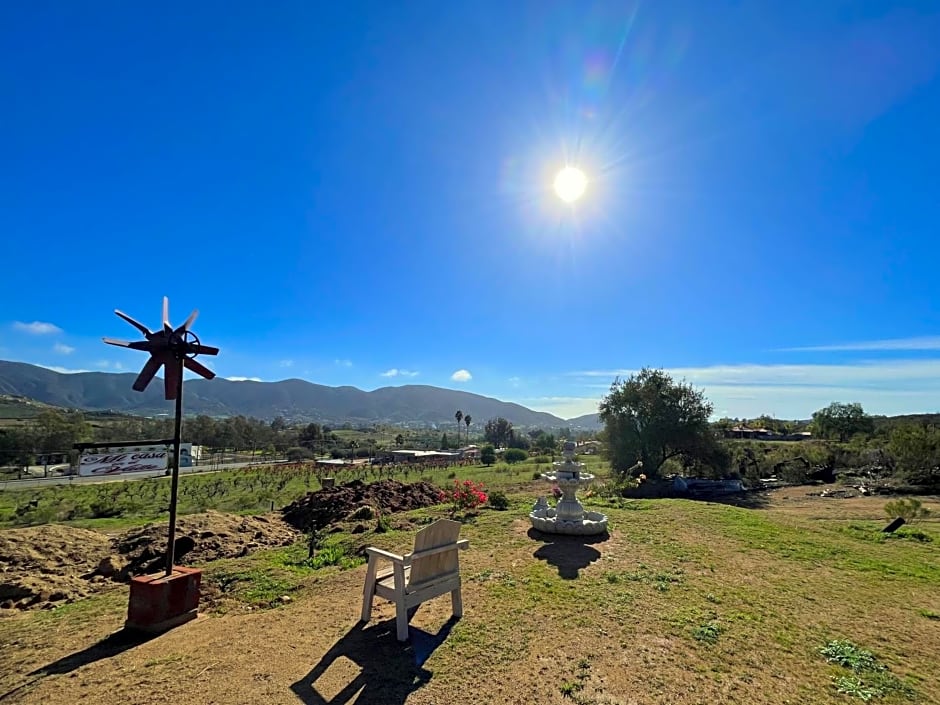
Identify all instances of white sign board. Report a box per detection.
[79,444,170,477]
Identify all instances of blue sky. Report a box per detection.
[2,1,940,420]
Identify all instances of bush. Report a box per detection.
[531,455,551,464]
[480,445,496,466]
[884,498,930,523]
[286,447,313,462]
[504,448,528,464]
[487,489,510,510]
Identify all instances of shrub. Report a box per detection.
[504,448,528,464]
[480,445,497,466]
[884,498,930,523]
[439,479,487,512]
[487,489,510,510]
[286,447,313,462]
[532,455,551,464]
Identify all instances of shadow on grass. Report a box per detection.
[528,528,608,579]
[27,628,156,677]
[0,628,157,703]
[290,617,455,705]
[684,489,774,509]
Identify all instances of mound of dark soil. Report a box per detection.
[281,479,442,531]
[115,511,300,577]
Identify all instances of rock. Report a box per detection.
[348,505,375,521]
[95,555,127,579]
[279,595,292,603]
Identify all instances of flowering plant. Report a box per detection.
[439,479,488,512]
[551,484,563,499]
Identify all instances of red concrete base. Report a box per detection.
[125,566,202,633]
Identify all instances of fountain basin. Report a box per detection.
[529,507,608,535]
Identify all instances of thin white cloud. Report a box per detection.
[96,360,125,370]
[451,369,472,382]
[279,359,294,368]
[53,343,75,355]
[508,376,521,387]
[227,376,262,382]
[13,321,62,335]
[334,359,353,368]
[565,359,940,419]
[381,368,419,378]
[570,360,940,389]
[519,396,600,419]
[780,336,940,352]
[37,364,91,374]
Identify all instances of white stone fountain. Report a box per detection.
[529,441,608,535]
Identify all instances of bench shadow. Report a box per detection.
[528,528,608,579]
[290,616,455,705]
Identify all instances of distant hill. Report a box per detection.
[566,412,602,430]
[0,360,569,427]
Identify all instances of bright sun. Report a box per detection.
[553,166,587,203]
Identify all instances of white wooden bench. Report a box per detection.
[360,518,468,642]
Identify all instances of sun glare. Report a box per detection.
[553,166,587,203]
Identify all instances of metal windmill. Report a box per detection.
[104,297,219,575]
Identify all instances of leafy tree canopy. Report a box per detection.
[599,368,718,478]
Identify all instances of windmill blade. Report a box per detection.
[191,344,220,356]
[114,310,152,337]
[162,296,172,333]
[132,356,163,392]
[164,356,182,399]
[103,338,152,351]
[184,357,216,380]
[176,308,199,334]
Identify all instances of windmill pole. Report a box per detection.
[165,356,185,576]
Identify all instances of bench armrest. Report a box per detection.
[365,546,405,563]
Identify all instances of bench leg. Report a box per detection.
[451,585,463,618]
[395,599,409,642]
[360,556,378,622]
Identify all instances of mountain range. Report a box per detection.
[0,360,603,429]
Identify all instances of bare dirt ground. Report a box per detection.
[1,485,938,705]
[0,512,300,611]
[1,480,442,612]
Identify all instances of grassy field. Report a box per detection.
[1,464,938,704]
[0,456,609,530]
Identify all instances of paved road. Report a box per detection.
[0,461,263,489]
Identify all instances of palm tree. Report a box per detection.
[464,414,471,444]
[455,410,463,447]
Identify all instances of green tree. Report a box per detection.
[395,433,404,447]
[480,445,497,466]
[504,448,527,464]
[455,410,463,446]
[440,432,450,450]
[464,414,471,443]
[599,368,717,478]
[484,417,513,448]
[888,424,940,487]
[811,402,874,442]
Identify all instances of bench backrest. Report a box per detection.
[408,519,462,586]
